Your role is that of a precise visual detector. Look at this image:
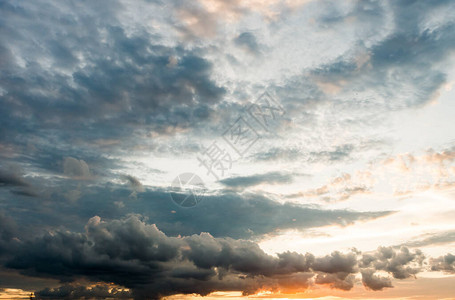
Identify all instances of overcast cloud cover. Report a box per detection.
[1,0,455,299]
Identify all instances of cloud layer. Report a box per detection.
[2,215,432,299]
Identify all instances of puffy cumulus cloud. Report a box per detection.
[0,215,434,299]
[359,246,425,291]
[4,215,316,298]
[430,253,455,273]
[313,251,358,274]
[360,269,393,291]
[63,157,91,179]
[314,272,355,291]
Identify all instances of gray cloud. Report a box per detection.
[360,269,393,291]
[219,171,293,189]
[430,253,455,273]
[0,169,29,188]
[0,167,39,197]
[234,32,261,54]
[35,284,132,299]
[0,215,430,299]
[0,179,393,239]
[1,0,454,297]
[314,272,356,291]
[122,175,145,200]
[401,230,455,248]
[63,157,91,179]
[0,0,226,161]
[360,246,425,280]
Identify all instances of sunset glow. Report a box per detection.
[1,0,455,299]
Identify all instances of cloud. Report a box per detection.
[169,0,311,39]
[400,230,455,248]
[0,215,432,299]
[287,172,370,202]
[303,0,455,111]
[234,32,261,54]
[63,157,91,179]
[0,174,393,241]
[0,212,19,261]
[0,167,38,197]
[381,146,455,195]
[0,0,226,161]
[219,171,293,188]
[0,169,29,188]
[251,144,356,164]
[314,272,355,291]
[1,1,455,297]
[360,269,393,291]
[360,246,425,279]
[122,174,145,200]
[35,284,132,299]
[430,253,455,273]
[108,189,392,238]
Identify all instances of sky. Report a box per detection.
[1,0,455,299]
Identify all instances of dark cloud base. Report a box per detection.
[0,214,434,299]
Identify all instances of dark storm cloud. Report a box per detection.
[0,269,59,295]
[0,215,428,299]
[0,212,20,263]
[0,212,17,245]
[219,171,293,188]
[3,215,316,298]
